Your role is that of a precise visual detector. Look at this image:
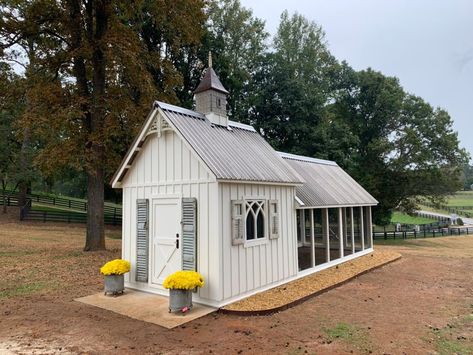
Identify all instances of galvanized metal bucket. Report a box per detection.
[169,289,193,313]
[104,274,125,296]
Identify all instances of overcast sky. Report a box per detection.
[240,0,473,158]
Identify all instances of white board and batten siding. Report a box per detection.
[218,182,298,302]
[120,129,221,302]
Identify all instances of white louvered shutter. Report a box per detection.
[182,198,197,271]
[136,199,149,282]
[269,200,280,239]
[231,200,244,245]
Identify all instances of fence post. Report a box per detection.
[433,230,436,237]
[384,226,387,240]
[43,211,46,223]
[414,229,417,239]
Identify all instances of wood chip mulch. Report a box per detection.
[221,250,401,314]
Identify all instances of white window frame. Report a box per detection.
[244,199,267,242]
[232,198,280,247]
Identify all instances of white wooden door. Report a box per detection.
[151,197,181,286]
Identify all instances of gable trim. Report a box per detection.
[111,104,218,188]
[110,107,159,188]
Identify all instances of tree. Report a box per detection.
[1,0,206,250]
[251,11,343,158]
[0,61,37,212]
[137,0,207,109]
[204,0,269,121]
[0,64,23,212]
[463,165,473,190]
[332,67,469,224]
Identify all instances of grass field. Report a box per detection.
[446,191,473,207]
[32,203,119,217]
[417,191,473,218]
[390,212,433,225]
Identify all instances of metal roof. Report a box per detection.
[280,152,378,207]
[157,102,304,184]
[194,67,229,94]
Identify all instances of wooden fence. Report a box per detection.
[0,194,21,207]
[2,189,122,216]
[373,226,472,240]
[19,198,122,226]
[421,202,473,218]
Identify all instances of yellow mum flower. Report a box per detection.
[100,259,131,276]
[163,271,205,290]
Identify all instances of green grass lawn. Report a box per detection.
[417,191,473,217]
[32,192,122,208]
[445,191,473,207]
[32,203,117,217]
[390,212,433,225]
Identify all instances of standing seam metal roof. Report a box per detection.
[280,152,378,207]
[157,102,304,184]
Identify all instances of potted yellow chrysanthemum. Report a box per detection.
[100,259,131,296]
[163,271,204,313]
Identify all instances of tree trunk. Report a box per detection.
[84,156,105,251]
[17,127,31,208]
[83,0,110,251]
[2,180,6,214]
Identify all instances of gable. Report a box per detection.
[111,108,215,188]
[112,101,304,188]
[121,129,215,186]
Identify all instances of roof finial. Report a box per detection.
[208,51,213,68]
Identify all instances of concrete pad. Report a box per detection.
[75,289,216,329]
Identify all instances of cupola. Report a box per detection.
[194,52,229,127]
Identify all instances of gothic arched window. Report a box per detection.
[245,200,266,240]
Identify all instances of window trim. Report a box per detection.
[232,197,280,247]
[244,199,267,242]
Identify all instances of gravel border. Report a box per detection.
[220,250,401,315]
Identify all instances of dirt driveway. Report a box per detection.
[1,215,473,354]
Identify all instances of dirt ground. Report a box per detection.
[1,209,473,354]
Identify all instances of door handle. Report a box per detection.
[176,233,179,249]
